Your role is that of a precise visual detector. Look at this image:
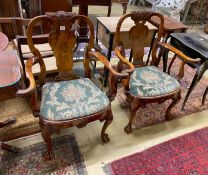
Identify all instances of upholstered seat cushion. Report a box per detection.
[40,78,110,121]
[130,66,180,97]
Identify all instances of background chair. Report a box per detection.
[12,18,54,77]
[112,11,181,133]
[156,0,197,23]
[16,11,126,160]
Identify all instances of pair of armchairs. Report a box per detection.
[18,11,181,160]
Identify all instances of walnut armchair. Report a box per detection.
[113,11,181,134]
[16,11,126,160]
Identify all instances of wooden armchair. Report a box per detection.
[112,11,181,133]
[16,11,126,160]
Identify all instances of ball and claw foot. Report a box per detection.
[124,124,132,134]
[102,133,110,143]
[43,151,55,161]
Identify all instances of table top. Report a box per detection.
[0,51,21,88]
[150,15,188,32]
[170,33,208,59]
[97,16,157,33]
[0,32,9,51]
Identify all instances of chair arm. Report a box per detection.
[158,42,201,64]
[88,48,133,101]
[88,49,131,79]
[115,46,135,75]
[16,57,38,96]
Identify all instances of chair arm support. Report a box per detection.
[158,42,201,64]
[88,49,131,79]
[88,49,132,101]
[16,57,37,96]
[115,46,135,75]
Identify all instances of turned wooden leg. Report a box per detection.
[39,120,54,160]
[165,91,181,120]
[124,100,140,134]
[101,109,113,142]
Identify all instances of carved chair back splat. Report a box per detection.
[116,11,164,68]
[26,11,95,82]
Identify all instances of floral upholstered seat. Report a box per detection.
[40,78,110,121]
[130,66,180,97]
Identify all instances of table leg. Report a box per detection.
[93,20,100,74]
[182,62,208,110]
[107,3,112,17]
[162,34,170,72]
[202,86,208,105]
[104,33,114,87]
[78,5,89,42]
[121,3,128,15]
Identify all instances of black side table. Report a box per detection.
[165,33,208,109]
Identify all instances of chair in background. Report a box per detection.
[17,11,126,160]
[12,18,54,76]
[112,11,181,133]
[156,0,197,23]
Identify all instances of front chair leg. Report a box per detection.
[101,109,113,142]
[165,91,181,120]
[124,100,140,134]
[39,121,54,160]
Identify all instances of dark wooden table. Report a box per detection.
[0,32,21,152]
[28,0,128,41]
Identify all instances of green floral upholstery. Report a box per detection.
[40,78,110,121]
[130,66,180,97]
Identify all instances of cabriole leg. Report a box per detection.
[101,109,113,142]
[39,120,54,160]
[124,100,140,134]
